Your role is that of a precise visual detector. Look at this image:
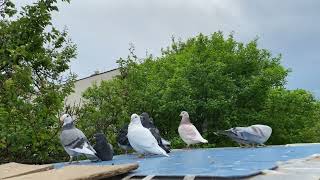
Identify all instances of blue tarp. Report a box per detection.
[54,144,320,178]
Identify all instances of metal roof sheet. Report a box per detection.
[54,144,320,178]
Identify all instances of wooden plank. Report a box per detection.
[250,155,320,180]
[142,175,155,180]
[7,163,139,180]
[0,162,53,179]
[183,175,195,180]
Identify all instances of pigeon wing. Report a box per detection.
[161,138,171,146]
[70,142,96,155]
[180,124,206,142]
[231,126,271,144]
[128,126,168,156]
[149,128,162,143]
[129,127,159,149]
[60,128,96,155]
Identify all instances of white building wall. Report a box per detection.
[65,69,120,107]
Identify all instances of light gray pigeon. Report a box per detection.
[217,124,272,147]
[59,114,100,163]
[178,111,208,147]
[127,114,169,157]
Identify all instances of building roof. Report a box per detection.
[75,68,119,82]
[54,144,320,179]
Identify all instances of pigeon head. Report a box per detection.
[180,111,189,118]
[140,112,155,128]
[180,111,191,124]
[130,113,141,125]
[94,133,108,143]
[94,132,105,138]
[140,112,150,119]
[60,113,74,126]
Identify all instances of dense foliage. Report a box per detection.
[0,0,76,163]
[77,33,320,153]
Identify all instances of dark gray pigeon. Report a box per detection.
[217,124,272,147]
[140,112,170,153]
[116,124,132,153]
[59,114,100,163]
[93,133,113,161]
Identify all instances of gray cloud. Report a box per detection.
[12,0,320,97]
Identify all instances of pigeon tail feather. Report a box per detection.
[215,130,228,135]
[159,143,171,153]
[70,142,96,156]
[200,138,208,143]
[159,148,169,157]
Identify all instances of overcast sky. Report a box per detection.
[14,0,320,97]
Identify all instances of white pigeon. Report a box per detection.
[59,114,100,163]
[178,111,208,147]
[218,124,272,147]
[127,114,169,157]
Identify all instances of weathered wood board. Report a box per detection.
[0,162,53,179]
[6,163,138,180]
[249,155,320,180]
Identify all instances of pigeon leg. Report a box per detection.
[252,144,257,148]
[75,156,80,163]
[68,156,74,164]
[240,143,250,148]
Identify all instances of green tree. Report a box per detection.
[78,32,304,149]
[0,0,76,163]
[260,88,320,145]
[74,79,129,154]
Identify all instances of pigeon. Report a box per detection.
[127,114,169,157]
[116,124,132,153]
[140,112,170,153]
[116,113,171,154]
[217,124,272,147]
[178,111,208,147]
[93,133,113,161]
[59,114,100,163]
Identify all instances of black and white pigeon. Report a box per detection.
[140,112,170,153]
[217,124,272,147]
[59,114,100,163]
[93,133,113,161]
[116,124,132,154]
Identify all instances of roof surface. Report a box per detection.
[75,68,119,82]
[54,144,320,178]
